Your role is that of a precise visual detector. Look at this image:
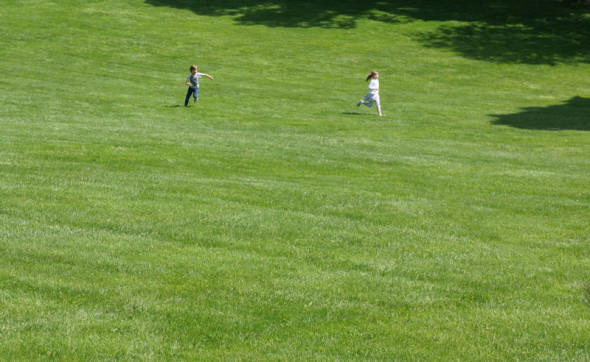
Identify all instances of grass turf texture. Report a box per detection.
[1,0,589,359]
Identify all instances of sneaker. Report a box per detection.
[194,97,198,103]
[357,101,363,107]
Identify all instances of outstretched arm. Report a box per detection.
[202,73,214,81]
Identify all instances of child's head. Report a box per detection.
[189,64,198,73]
[366,70,379,81]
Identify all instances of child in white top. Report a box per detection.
[184,65,214,107]
[357,70,383,116]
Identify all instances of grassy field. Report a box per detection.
[1,0,589,359]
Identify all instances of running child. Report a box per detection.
[185,65,214,107]
[357,70,383,116]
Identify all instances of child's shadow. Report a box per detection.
[342,112,365,116]
[164,105,184,108]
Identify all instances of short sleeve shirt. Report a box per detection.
[187,73,203,88]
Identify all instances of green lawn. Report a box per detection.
[1,0,589,359]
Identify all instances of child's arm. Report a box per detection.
[202,73,214,81]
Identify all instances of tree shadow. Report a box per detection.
[416,17,589,65]
[490,97,590,131]
[406,0,590,65]
[144,0,407,28]
[145,0,590,64]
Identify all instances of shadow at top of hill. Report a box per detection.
[145,0,400,29]
[146,0,589,64]
[416,16,589,65]
[490,97,590,131]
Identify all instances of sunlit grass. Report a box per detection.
[1,0,589,359]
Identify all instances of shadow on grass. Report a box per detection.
[145,0,405,29]
[410,2,589,65]
[416,17,589,65]
[491,97,590,131]
[145,0,589,64]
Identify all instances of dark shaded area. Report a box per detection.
[145,0,589,65]
[490,97,590,131]
[145,0,401,29]
[417,14,589,64]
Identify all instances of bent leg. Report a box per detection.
[363,94,373,107]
